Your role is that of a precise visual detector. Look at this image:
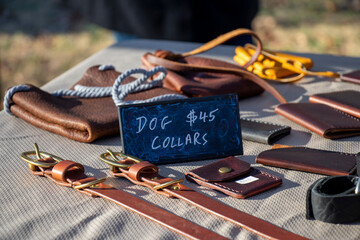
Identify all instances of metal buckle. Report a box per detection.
[20,143,63,169]
[73,178,107,190]
[99,149,142,169]
[355,177,360,195]
[153,178,184,191]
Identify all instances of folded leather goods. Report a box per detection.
[309,90,360,119]
[6,65,182,142]
[275,102,360,139]
[256,145,357,176]
[241,118,291,144]
[185,156,282,198]
[141,28,287,104]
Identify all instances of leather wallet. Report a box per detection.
[340,70,360,84]
[309,90,360,119]
[256,145,357,176]
[275,102,360,139]
[7,66,181,142]
[241,118,291,144]
[185,156,282,198]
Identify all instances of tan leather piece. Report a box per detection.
[27,158,227,240]
[111,160,308,240]
[8,66,183,142]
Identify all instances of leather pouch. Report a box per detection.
[7,66,181,142]
[275,102,360,139]
[256,145,357,176]
[141,29,287,104]
[185,156,282,198]
[309,90,360,119]
[241,118,291,144]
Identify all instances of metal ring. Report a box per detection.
[355,177,360,195]
[20,151,64,168]
[99,151,142,169]
[153,178,184,191]
[73,178,107,190]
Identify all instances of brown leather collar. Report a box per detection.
[100,152,308,240]
[21,147,227,240]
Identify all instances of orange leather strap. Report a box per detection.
[26,158,227,240]
[110,160,308,240]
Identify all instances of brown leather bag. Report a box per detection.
[141,28,286,103]
[7,66,181,142]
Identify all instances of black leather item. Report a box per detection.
[306,175,360,223]
[241,118,291,144]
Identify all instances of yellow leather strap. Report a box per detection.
[234,44,340,83]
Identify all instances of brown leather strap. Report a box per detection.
[111,160,308,240]
[181,28,262,68]
[142,53,287,104]
[26,158,227,240]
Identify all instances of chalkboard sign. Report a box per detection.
[118,94,243,164]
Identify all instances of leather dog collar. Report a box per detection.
[20,144,226,240]
[100,150,308,240]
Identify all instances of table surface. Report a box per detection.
[1,39,360,240]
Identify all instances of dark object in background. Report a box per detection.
[64,0,259,44]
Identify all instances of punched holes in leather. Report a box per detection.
[185,156,282,199]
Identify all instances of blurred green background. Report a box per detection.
[1,0,360,109]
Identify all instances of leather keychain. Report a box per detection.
[20,143,227,240]
[99,149,309,240]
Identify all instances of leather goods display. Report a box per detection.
[340,70,360,84]
[309,90,360,119]
[5,65,181,142]
[100,150,308,240]
[256,144,357,176]
[233,44,339,83]
[275,102,360,139]
[306,175,360,223]
[141,28,287,104]
[241,118,291,144]
[185,156,282,198]
[20,144,226,240]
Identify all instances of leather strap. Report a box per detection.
[109,159,308,240]
[26,158,227,240]
[142,53,287,104]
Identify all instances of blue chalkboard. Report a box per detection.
[118,94,242,164]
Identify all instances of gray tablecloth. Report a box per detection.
[1,39,360,240]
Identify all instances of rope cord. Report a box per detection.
[4,65,187,115]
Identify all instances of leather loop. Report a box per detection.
[128,161,158,182]
[51,160,85,182]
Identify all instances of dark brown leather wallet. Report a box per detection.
[256,145,357,176]
[185,156,282,198]
[309,90,360,119]
[275,102,360,139]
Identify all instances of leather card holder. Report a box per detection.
[340,70,360,84]
[275,102,360,139]
[309,90,360,119]
[241,118,291,144]
[256,145,357,176]
[185,156,282,199]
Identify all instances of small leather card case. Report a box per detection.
[275,102,360,139]
[256,144,357,176]
[241,118,291,144]
[309,90,360,119]
[185,156,282,199]
[340,70,360,85]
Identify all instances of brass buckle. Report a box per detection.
[153,178,184,191]
[73,178,107,190]
[99,149,142,169]
[20,143,63,170]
